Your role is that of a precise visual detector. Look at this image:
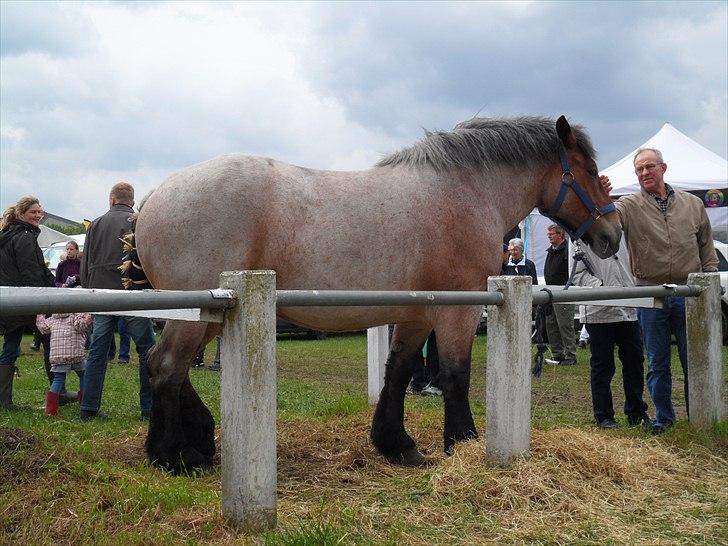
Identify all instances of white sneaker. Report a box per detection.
[421,384,443,396]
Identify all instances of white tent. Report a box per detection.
[524,123,728,276]
[601,123,727,195]
[38,224,72,248]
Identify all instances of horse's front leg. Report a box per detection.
[435,308,480,453]
[146,321,216,474]
[370,324,430,466]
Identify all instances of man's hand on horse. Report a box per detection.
[599,175,612,195]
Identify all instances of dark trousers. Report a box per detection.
[585,321,648,422]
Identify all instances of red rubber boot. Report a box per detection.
[45,391,60,416]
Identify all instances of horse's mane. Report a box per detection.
[376,116,596,172]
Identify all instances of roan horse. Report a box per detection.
[132,116,621,473]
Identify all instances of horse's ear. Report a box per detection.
[556,115,577,149]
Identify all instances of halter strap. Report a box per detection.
[539,142,616,241]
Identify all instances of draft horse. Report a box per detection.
[134,115,621,473]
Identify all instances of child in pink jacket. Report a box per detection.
[36,312,93,416]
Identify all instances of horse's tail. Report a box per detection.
[120,211,154,290]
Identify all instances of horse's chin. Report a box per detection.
[583,228,622,259]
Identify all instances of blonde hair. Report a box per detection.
[1,195,40,231]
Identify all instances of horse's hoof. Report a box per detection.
[151,446,214,475]
[394,446,427,467]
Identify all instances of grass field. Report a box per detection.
[2,332,727,545]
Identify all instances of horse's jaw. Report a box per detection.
[583,224,622,259]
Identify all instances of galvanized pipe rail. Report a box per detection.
[1,284,704,316]
[275,284,703,307]
[0,286,237,316]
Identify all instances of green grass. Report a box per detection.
[2,332,727,545]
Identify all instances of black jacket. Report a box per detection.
[81,204,135,290]
[0,219,55,333]
[544,240,569,285]
[502,258,538,284]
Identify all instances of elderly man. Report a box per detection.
[80,182,156,421]
[503,237,538,284]
[544,224,576,366]
[602,148,718,433]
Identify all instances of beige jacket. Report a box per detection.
[616,188,718,285]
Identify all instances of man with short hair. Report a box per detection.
[503,237,538,284]
[544,224,576,366]
[80,182,156,421]
[602,149,718,433]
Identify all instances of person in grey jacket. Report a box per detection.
[572,239,650,429]
[80,182,156,421]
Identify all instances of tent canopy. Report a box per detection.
[600,122,727,195]
[38,225,71,248]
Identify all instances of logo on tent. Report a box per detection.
[704,189,725,208]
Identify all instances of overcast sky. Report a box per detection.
[1,0,726,222]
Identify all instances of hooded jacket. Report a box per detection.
[36,313,92,364]
[572,240,637,324]
[0,219,55,333]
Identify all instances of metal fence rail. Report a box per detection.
[276,284,703,307]
[0,286,237,316]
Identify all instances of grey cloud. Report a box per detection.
[297,1,726,164]
[0,1,98,58]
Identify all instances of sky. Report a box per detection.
[1,0,727,222]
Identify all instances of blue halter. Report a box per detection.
[539,142,616,241]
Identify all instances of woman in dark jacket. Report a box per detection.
[0,196,55,409]
[55,240,82,287]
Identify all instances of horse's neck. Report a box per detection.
[475,165,546,231]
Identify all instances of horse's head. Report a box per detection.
[539,116,621,259]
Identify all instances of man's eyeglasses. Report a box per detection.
[635,163,663,175]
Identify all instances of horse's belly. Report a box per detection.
[277,306,426,332]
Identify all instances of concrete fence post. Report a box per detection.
[367,326,389,404]
[219,270,277,531]
[686,272,726,429]
[485,275,533,465]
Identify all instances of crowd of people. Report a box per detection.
[498,147,718,433]
[1,147,720,435]
[0,183,221,418]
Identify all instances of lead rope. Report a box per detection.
[531,287,552,377]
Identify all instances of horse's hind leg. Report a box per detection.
[146,321,217,474]
[370,323,431,466]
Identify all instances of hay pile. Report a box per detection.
[275,418,728,544]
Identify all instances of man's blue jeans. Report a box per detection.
[81,315,155,415]
[118,318,131,361]
[638,296,688,427]
[0,326,24,366]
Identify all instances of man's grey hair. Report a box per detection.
[508,237,525,251]
[633,147,664,165]
[547,224,565,236]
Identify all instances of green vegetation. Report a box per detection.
[44,222,86,236]
[2,333,727,545]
